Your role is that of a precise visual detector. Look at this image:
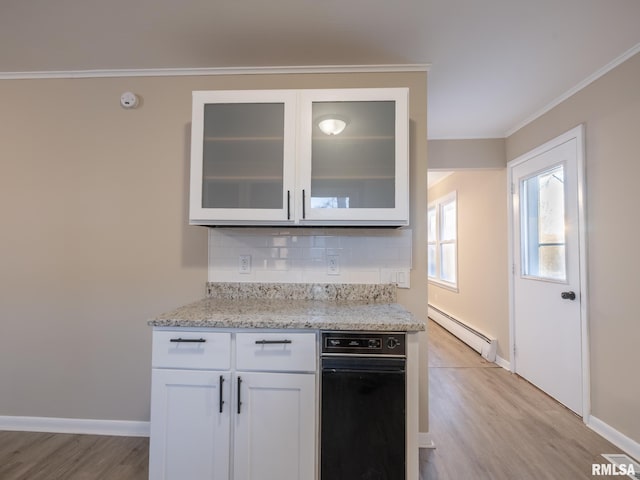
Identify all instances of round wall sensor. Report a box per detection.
[120,92,139,109]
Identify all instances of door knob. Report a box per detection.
[561,291,576,301]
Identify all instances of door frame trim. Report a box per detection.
[506,124,590,421]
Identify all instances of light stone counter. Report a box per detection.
[148,283,425,332]
[148,283,424,480]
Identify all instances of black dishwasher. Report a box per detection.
[321,331,406,480]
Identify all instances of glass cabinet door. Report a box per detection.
[189,90,297,224]
[298,89,409,225]
[202,102,284,210]
[190,88,409,226]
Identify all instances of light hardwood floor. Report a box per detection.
[0,321,627,479]
[0,431,148,479]
[421,319,624,479]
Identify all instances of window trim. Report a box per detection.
[428,190,458,291]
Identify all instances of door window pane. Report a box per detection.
[522,165,566,281]
[202,103,284,209]
[310,101,395,209]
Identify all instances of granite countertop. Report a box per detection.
[148,283,425,332]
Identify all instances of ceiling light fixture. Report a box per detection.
[317,115,348,135]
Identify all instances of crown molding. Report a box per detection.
[505,42,640,138]
[0,64,430,80]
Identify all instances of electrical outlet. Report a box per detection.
[327,255,340,275]
[239,255,251,274]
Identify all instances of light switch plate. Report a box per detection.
[381,269,410,288]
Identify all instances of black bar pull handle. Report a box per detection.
[287,190,291,220]
[255,339,293,345]
[219,375,225,413]
[302,189,306,219]
[237,376,242,414]
[170,338,206,343]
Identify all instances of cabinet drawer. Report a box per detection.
[235,332,317,372]
[152,330,231,370]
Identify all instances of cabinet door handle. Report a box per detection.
[287,190,291,220]
[302,189,306,219]
[219,375,225,413]
[237,376,242,414]
[255,339,292,345]
[169,338,206,343]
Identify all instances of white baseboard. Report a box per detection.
[495,354,511,371]
[587,415,640,463]
[418,432,435,449]
[0,416,150,437]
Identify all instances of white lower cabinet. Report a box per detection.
[149,330,317,480]
[149,369,231,480]
[233,372,316,480]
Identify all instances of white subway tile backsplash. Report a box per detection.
[290,235,312,248]
[208,228,412,285]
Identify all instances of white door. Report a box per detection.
[509,126,586,415]
[233,372,316,480]
[149,369,231,480]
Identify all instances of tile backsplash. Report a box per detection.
[208,228,412,286]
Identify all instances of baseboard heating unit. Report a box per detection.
[428,304,497,362]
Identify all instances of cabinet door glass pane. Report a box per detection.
[521,164,566,280]
[311,101,395,209]
[202,103,284,209]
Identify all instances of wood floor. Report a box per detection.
[0,320,626,479]
[421,319,624,480]
[0,431,148,479]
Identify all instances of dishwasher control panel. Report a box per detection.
[321,331,406,356]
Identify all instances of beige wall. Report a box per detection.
[0,71,428,428]
[428,170,509,360]
[506,52,640,443]
[429,138,506,169]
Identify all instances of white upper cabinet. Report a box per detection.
[189,88,409,226]
[298,88,409,225]
[190,90,298,224]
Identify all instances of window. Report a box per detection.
[521,164,566,281]
[428,191,458,289]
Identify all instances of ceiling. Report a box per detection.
[427,171,454,189]
[2,0,640,139]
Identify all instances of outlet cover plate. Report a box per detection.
[327,255,340,275]
[239,255,251,274]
